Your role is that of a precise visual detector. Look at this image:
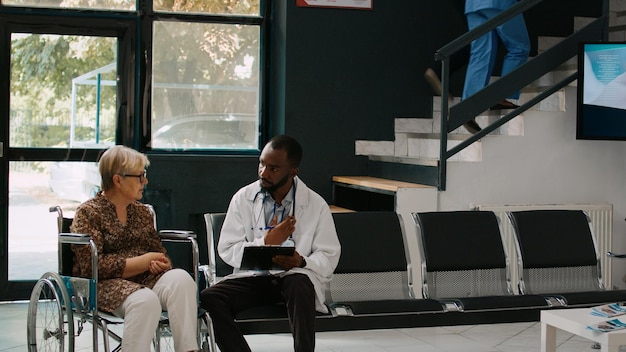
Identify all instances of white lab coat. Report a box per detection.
[218,176,341,313]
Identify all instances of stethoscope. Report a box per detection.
[251,178,297,246]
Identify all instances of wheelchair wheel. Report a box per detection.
[199,313,216,352]
[153,312,215,352]
[27,272,75,352]
[153,321,175,352]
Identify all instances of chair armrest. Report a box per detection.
[607,251,626,259]
[198,264,214,289]
[59,232,92,245]
[159,230,196,239]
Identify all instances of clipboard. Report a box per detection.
[240,246,295,270]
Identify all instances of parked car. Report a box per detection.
[48,161,101,203]
[151,113,258,150]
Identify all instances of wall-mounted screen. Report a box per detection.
[577,42,626,140]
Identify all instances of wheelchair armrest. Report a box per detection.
[198,264,214,289]
[159,230,196,239]
[59,232,92,245]
[607,251,626,259]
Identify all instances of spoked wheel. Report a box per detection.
[153,320,176,352]
[153,313,215,352]
[199,313,216,352]
[27,272,74,352]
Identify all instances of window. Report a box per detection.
[3,0,134,11]
[0,0,266,299]
[150,20,260,151]
[148,1,262,151]
[10,34,117,149]
[154,0,260,15]
[3,0,264,152]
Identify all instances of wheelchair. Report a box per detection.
[26,205,216,352]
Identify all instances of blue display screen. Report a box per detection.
[577,42,626,140]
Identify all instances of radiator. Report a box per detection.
[473,203,613,292]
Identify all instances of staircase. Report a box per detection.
[331,2,622,219]
[347,4,624,191]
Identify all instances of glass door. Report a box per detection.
[0,16,136,300]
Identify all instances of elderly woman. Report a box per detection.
[70,145,198,352]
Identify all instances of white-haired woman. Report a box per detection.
[71,145,198,352]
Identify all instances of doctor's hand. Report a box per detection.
[264,215,296,245]
[273,250,305,270]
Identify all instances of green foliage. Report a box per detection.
[11,34,116,105]
[10,34,117,146]
[156,0,260,14]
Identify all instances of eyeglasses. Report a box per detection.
[122,171,147,183]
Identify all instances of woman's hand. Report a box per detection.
[123,252,171,278]
[148,254,171,274]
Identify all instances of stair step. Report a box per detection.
[356,135,482,162]
[574,17,597,31]
[329,205,355,213]
[406,136,482,161]
[398,104,526,136]
[368,154,438,167]
[537,36,564,52]
[354,19,581,170]
[607,4,625,42]
[332,176,432,194]
[354,140,394,156]
[331,175,438,215]
[431,88,565,113]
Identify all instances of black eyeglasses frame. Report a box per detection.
[121,171,147,183]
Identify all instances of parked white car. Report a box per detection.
[49,161,101,203]
[151,113,258,150]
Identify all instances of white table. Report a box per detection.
[541,308,626,352]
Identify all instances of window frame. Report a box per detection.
[1,1,268,155]
[0,0,267,301]
[143,3,267,154]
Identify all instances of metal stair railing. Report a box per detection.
[434,0,610,191]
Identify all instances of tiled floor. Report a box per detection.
[0,300,615,351]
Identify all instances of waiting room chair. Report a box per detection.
[203,212,294,334]
[508,209,626,307]
[413,210,550,312]
[327,211,445,318]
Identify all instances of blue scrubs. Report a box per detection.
[462,0,530,101]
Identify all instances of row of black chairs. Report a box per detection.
[203,209,626,333]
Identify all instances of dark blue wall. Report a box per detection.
[144,0,602,233]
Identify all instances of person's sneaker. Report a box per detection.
[424,68,443,96]
[463,119,482,134]
[490,99,519,110]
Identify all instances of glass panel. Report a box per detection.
[9,161,97,280]
[151,21,260,150]
[1,0,134,11]
[10,33,117,148]
[154,0,261,16]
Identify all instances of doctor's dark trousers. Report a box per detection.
[200,273,316,352]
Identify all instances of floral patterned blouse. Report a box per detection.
[70,192,168,313]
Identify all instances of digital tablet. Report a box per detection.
[240,246,295,270]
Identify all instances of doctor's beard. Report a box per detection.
[260,174,290,194]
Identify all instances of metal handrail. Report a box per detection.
[448,17,607,133]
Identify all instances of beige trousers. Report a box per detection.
[113,268,199,352]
